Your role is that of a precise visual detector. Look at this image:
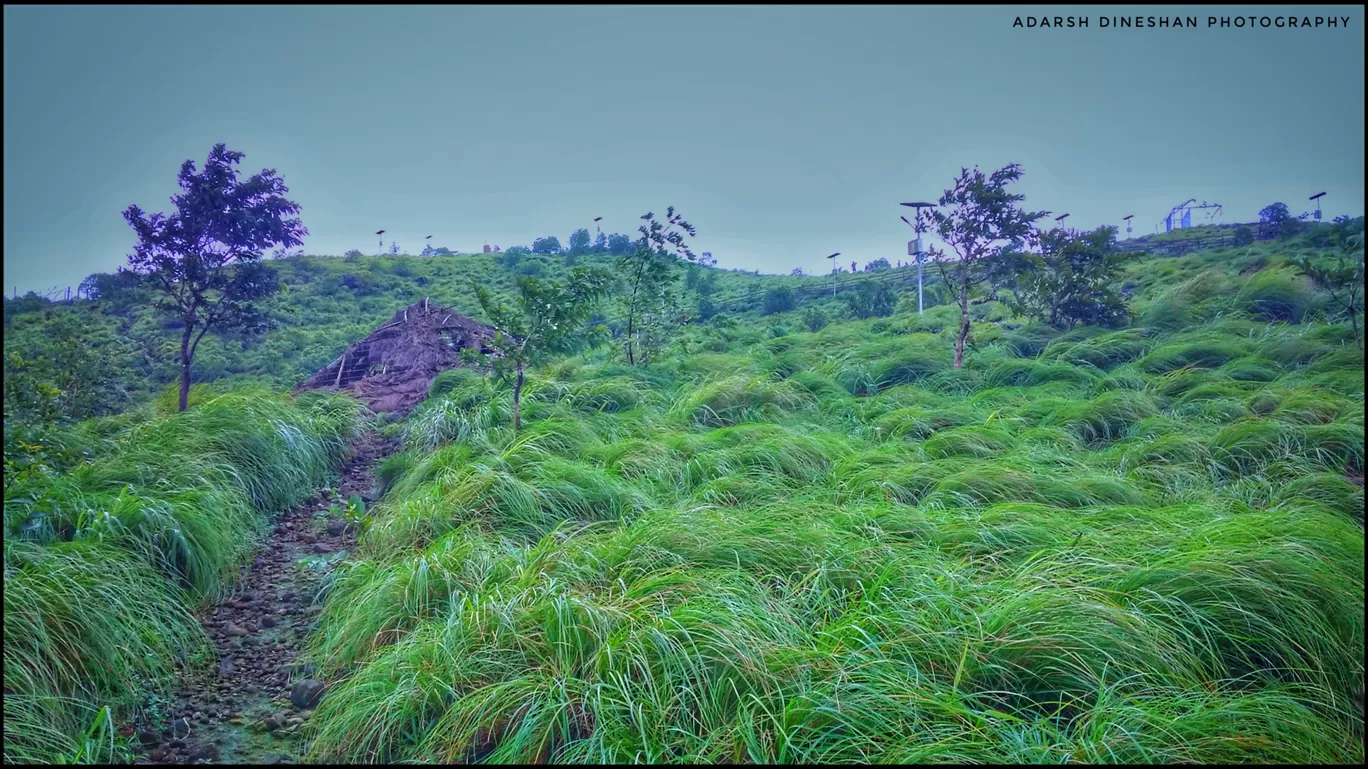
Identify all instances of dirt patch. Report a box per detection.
[295,299,501,415]
[126,431,394,765]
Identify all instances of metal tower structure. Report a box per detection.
[1163,200,1222,232]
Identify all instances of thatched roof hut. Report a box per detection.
[296,298,499,414]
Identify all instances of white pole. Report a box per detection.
[918,255,924,315]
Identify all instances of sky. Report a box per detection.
[3,5,1364,295]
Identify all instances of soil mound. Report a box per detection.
[296,299,499,414]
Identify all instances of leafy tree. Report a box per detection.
[531,236,562,255]
[919,164,1047,368]
[593,230,607,253]
[1233,226,1255,247]
[606,233,633,255]
[568,228,592,255]
[864,258,892,272]
[499,249,524,272]
[1294,233,1365,349]
[472,267,609,432]
[344,249,364,260]
[1010,225,1132,330]
[1259,202,1303,240]
[77,269,146,311]
[844,280,896,320]
[696,271,720,298]
[697,295,717,322]
[980,240,1033,302]
[122,143,303,411]
[515,260,545,277]
[790,267,805,276]
[763,286,796,315]
[698,252,717,268]
[618,207,698,365]
[389,241,401,255]
[802,305,828,332]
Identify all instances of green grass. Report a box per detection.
[295,251,1363,764]
[3,391,363,764]
[5,241,1364,764]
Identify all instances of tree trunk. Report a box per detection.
[512,362,525,433]
[954,275,970,369]
[1352,310,1362,350]
[179,322,193,413]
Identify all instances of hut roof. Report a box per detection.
[296,298,499,414]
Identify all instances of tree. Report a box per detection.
[919,164,1047,368]
[389,241,401,255]
[1259,202,1303,240]
[1294,233,1364,349]
[844,280,896,320]
[1233,226,1255,247]
[1010,226,1132,330]
[498,249,525,272]
[78,269,146,311]
[344,249,365,259]
[568,228,592,255]
[864,258,892,272]
[472,267,610,432]
[606,233,633,255]
[698,251,717,268]
[790,267,805,276]
[697,295,718,322]
[763,286,796,315]
[123,143,303,412]
[593,230,607,253]
[617,207,697,365]
[531,236,562,255]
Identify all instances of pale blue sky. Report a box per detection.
[4,5,1364,294]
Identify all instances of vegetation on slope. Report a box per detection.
[2,392,364,764]
[290,243,1364,764]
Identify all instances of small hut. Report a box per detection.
[296,298,500,414]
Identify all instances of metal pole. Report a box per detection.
[918,255,924,315]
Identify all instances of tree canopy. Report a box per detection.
[122,143,304,411]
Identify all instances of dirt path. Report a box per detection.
[128,430,394,765]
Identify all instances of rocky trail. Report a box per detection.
[125,431,394,765]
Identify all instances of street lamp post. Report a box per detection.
[827,252,841,297]
[1123,214,1134,238]
[376,230,386,256]
[900,202,936,315]
[1310,192,1326,221]
[1055,213,1070,229]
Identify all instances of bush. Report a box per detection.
[762,287,796,316]
[802,306,828,332]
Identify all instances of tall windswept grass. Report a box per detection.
[14,242,1361,764]
[3,391,363,764]
[306,270,1363,764]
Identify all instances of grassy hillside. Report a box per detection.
[0,225,1345,412]
[3,232,1363,763]
[3,390,364,764]
[3,251,823,410]
[288,244,1362,763]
